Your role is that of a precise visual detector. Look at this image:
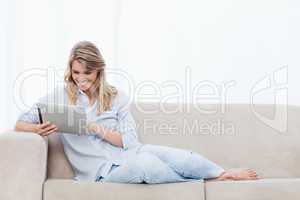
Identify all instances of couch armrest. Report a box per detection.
[0,131,48,200]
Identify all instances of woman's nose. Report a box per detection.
[76,75,87,80]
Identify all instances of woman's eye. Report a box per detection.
[85,72,92,75]
[73,71,79,74]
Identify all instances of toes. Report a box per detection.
[226,168,259,181]
[246,169,256,173]
[246,170,257,176]
[249,171,257,176]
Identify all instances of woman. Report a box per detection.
[15,41,259,183]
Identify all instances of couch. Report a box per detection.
[1,103,300,200]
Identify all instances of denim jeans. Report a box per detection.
[96,144,225,184]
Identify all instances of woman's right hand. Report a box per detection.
[34,121,58,136]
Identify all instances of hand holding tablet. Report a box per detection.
[37,103,89,135]
[35,121,58,136]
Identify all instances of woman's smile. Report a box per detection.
[76,79,89,88]
[71,59,98,92]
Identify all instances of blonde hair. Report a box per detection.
[64,41,118,114]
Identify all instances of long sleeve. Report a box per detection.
[18,103,40,124]
[115,91,141,150]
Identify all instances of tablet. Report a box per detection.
[36,103,88,135]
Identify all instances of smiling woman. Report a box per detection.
[14,41,259,183]
[64,41,118,112]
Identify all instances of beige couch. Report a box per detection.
[1,103,300,200]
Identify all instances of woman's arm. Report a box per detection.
[88,91,140,149]
[15,121,58,136]
[15,121,38,132]
[88,123,123,148]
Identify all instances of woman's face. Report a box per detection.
[71,59,98,92]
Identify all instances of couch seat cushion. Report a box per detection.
[205,178,300,200]
[44,179,205,200]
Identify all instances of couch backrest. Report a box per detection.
[47,103,300,179]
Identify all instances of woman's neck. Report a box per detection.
[84,90,96,106]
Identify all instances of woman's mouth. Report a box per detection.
[76,79,89,87]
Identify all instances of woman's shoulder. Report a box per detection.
[112,89,132,109]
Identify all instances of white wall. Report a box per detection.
[116,0,293,106]
[0,0,8,132]
[0,0,299,131]
[1,0,117,130]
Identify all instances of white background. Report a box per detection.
[0,0,298,131]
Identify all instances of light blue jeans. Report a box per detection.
[97,144,225,184]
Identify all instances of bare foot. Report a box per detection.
[216,168,259,181]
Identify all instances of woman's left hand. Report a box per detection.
[87,122,104,135]
[87,122,123,147]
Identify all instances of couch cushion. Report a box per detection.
[205,178,300,200]
[131,103,300,178]
[43,179,205,200]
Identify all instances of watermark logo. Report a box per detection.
[13,65,289,136]
[250,65,288,133]
[13,66,237,137]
